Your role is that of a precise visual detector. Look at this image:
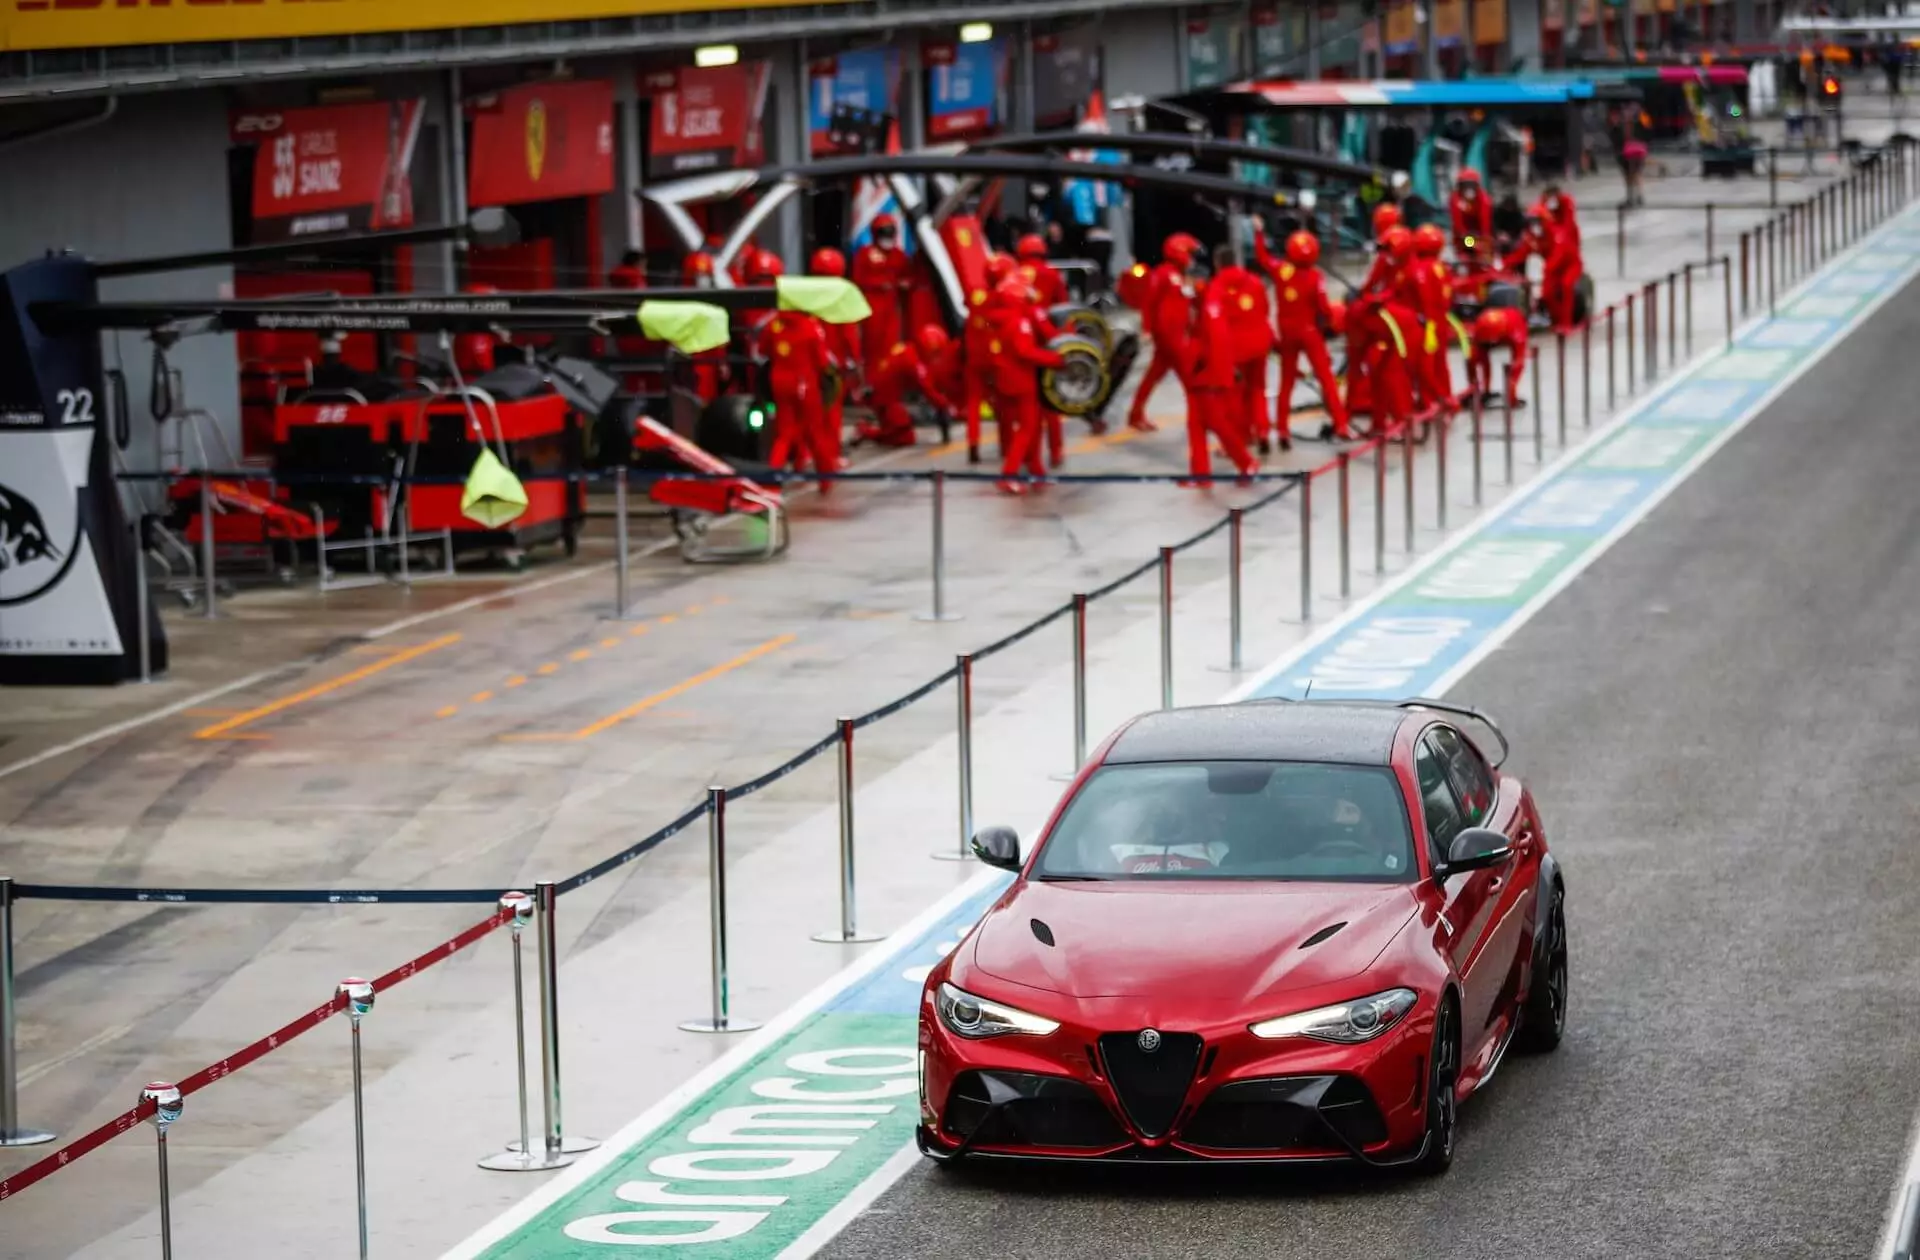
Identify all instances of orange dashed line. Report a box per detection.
[196,634,461,739]
[710,595,730,605]
[505,675,528,688]
[600,637,621,649]
[569,649,593,662]
[627,624,650,637]
[537,663,560,676]
[436,705,460,719]
[470,691,494,704]
[684,604,703,616]
[657,614,678,625]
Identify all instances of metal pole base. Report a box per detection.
[504,1134,601,1155]
[810,928,886,944]
[678,1017,763,1034]
[479,1146,576,1172]
[912,612,964,623]
[0,1127,55,1147]
[929,849,975,863]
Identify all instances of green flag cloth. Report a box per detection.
[637,300,731,354]
[775,276,872,325]
[461,446,529,529]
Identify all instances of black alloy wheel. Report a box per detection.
[1414,998,1459,1176]
[1516,885,1568,1053]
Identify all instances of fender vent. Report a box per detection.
[1299,921,1348,949]
[1030,919,1055,947]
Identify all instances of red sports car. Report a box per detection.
[917,698,1567,1172]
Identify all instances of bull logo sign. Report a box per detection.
[525,98,548,184]
[0,479,75,607]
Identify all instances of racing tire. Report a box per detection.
[1515,882,1568,1054]
[1413,996,1460,1177]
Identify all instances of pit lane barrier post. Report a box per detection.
[1298,481,1313,623]
[1556,331,1568,448]
[1582,318,1593,429]
[1434,409,1449,532]
[1502,374,1516,486]
[1159,547,1176,704]
[1471,390,1485,507]
[1723,255,1735,351]
[142,1081,182,1260]
[1706,202,1716,259]
[681,791,760,1032]
[535,880,599,1149]
[338,976,374,1260]
[1606,304,1617,412]
[1530,345,1544,464]
[1373,436,1388,575]
[1070,593,1089,770]
[1683,264,1693,359]
[1616,202,1626,277]
[613,466,631,620]
[915,470,961,623]
[1337,452,1353,599]
[197,474,219,620]
[0,876,54,1147]
[1644,280,1658,384]
[933,655,975,862]
[1626,291,1637,395]
[1740,231,1751,316]
[812,718,882,944]
[1224,509,1244,672]
[1667,269,1677,369]
[480,891,569,1171]
[1400,419,1415,557]
[134,520,154,684]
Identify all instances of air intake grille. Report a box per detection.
[1096,1031,1202,1139]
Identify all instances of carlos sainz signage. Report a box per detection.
[0,256,165,685]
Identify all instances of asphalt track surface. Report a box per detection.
[817,275,1920,1256]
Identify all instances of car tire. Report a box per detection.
[1413,996,1459,1176]
[1515,882,1568,1054]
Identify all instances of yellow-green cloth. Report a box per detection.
[775,276,872,325]
[638,300,731,354]
[461,447,529,529]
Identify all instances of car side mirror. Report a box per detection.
[970,826,1022,873]
[1438,827,1512,878]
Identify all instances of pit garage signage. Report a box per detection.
[645,62,772,178]
[808,48,899,157]
[923,38,1006,141]
[468,80,616,207]
[230,101,424,243]
[0,425,120,659]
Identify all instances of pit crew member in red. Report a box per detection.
[852,214,913,381]
[1257,227,1350,442]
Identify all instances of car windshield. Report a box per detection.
[1032,761,1416,882]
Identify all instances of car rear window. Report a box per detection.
[1032,761,1416,882]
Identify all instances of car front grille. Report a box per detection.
[943,1071,1128,1149]
[1096,1031,1204,1139]
[1180,1075,1388,1151]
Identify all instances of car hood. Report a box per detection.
[966,880,1418,1009]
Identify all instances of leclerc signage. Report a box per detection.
[645,62,772,178]
[467,80,615,208]
[229,101,424,243]
[0,0,829,53]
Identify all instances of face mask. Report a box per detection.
[875,231,896,246]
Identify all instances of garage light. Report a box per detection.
[695,44,740,68]
[959,22,994,43]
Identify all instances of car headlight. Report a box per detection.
[1249,988,1418,1043]
[935,982,1059,1039]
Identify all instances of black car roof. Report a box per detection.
[1104,701,1408,767]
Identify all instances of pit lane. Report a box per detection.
[814,233,1920,1260]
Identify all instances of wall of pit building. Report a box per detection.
[0,11,1194,467]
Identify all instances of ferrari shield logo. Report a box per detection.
[525,98,548,183]
[1137,1028,1162,1054]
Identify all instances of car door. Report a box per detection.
[1429,724,1533,1035]
[1414,731,1504,1043]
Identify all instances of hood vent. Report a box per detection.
[1298,921,1348,950]
[1030,919,1056,948]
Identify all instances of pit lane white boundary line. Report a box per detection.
[1878,1113,1920,1260]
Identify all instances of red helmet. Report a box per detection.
[915,325,950,356]
[1324,298,1348,336]
[1284,231,1321,266]
[1382,225,1415,261]
[993,276,1035,306]
[810,247,847,277]
[986,252,1019,282]
[1456,168,1482,187]
[1016,233,1048,260]
[1373,204,1403,238]
[746,251,785,282]
[872,213,899,237]
[1413,224,1447,257]
[1164,233,1201,266]
[682,252,715,281]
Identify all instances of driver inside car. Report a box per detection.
[1082,792,1225,874]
